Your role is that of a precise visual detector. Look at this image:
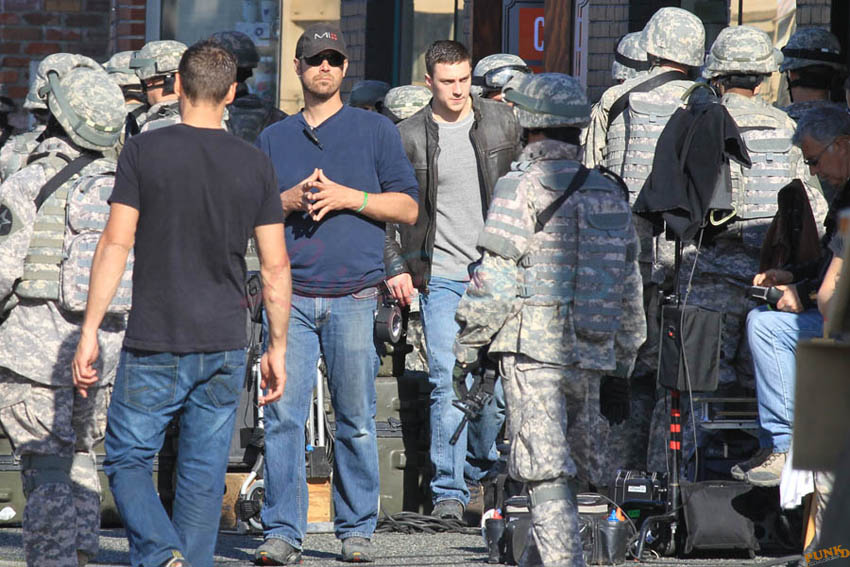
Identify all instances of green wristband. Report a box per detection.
[356,191,368,213]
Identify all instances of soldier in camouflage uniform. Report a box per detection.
[780,28,845,122]
[611,32,648,84]
[645,25,829,472]
[348,79,391,112]
[0,54,102,183]
[0,60,127,567]
[453,73,645,567]
[131,40,187,133]
[381,85,431,123]
[210,31,286,143]
[582,7,705,482]
[780,28,846,205]
[0,90,18,154]
[104,50,149,140]
[471,53,531,101]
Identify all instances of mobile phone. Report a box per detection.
[747,285,783,305]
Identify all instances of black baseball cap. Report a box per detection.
[296,23,348,60]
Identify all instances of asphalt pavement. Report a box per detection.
[0,526,804,567]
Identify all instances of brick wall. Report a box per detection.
[1,0,113,124]
[587,0,631,102]
[340,0,367,99]
[112,0,146,53]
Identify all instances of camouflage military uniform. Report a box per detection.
[0,126,46,183]
[611,31,648,84]
[104,50,149,146]
[382,85,431,124]
[130,40,186,133]
[582,8,706,480]
[0,64,127,567]
[455,74,645,567]
[646,26,828,472]
[348,80,391,110]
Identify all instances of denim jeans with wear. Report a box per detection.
[262,288,380,548]
[420,276,505,507]
[104,347,246,567]
[747,306,823,453]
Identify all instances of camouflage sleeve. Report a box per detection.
[453,252,519,364]
[791,144,828,237]
[0,164,48,299]
[477,172,534,261]
[614,245,647,378]
[582,101,607,168]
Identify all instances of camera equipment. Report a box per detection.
[747,285,783,306]
[375,281,403,344]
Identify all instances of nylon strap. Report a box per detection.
[534,165,591,233]
[34,154,95,210]
[615,51,650,72]
[606,70,685,129]
[781,48,843,64]
[529,480,576,507]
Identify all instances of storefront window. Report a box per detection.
[156,0,282,106]
[399,0,465,86]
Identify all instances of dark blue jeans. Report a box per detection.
[104,347,246,567]
[261,288,380,548]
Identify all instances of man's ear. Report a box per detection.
[224,82,237,105]
[342,58,349,78]
[425,73,433,89]
[174,72,184,97]
[293,57,302,78]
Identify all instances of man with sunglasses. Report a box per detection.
[130,40,187,133]
[254,23,419,565]
[384,40,521,522]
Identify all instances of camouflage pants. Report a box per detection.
[0,369,110,567]
[501,354,607,567]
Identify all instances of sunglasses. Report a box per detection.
[804,139,836,167]
[303,52,345,68]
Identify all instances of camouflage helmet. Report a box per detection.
[641,7,706,68]
[209,31,260,68]
[348,80,391,109]
[472,53,531,97]
[703,25,781,79]
[104,50,142,87]
[382,85,431,122]
[24,53,102,111]
[130,40,187,81]
[780,28,844,72]
[46,66,125,151]
[502,73,590,129]
[612,32,649,81]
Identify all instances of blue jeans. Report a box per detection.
[262,289,380,547]
[747,306,823,453]
[420,276,505,506]
[104,347,246,567]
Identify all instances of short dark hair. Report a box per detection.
[714,73,768,92]
[178,40,237,103]
[425,40,471,76]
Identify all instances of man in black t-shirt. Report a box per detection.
[72,41,291,567]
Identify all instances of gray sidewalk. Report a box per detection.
[0,527,803,567]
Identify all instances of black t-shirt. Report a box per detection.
[110,124,284,353]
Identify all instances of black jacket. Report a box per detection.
[384,96,521,289]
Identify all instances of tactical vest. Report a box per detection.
[483,159,636,370]
[726,105,793,249]
[605,81,698,203]
[16,157,133,313]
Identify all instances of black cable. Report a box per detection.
[375,511,479,535]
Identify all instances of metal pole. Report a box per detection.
[738,0,744,26]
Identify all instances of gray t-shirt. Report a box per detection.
[431,111,485,280]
